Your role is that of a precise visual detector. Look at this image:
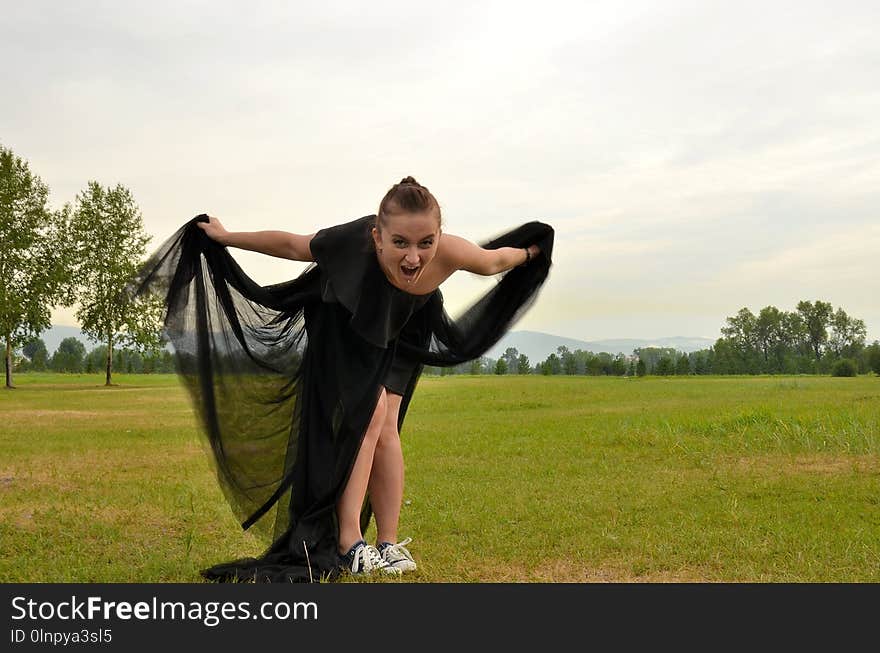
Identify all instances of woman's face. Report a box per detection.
[372,210,441,286]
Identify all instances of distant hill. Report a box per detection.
[33,324,715,361]
[485,330,716,362]
[34,325,94,354]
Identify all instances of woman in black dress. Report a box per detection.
[130,176,554,581]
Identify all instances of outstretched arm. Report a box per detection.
[197,216,315,262]
[442,233,541,276]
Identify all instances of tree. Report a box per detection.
[494,358,508,375]
[634,347,678,374]
[516,353,530,374]
[557,345,577,375]
[50,337,86,373]
[22,337,48,371]
[781,310,809,360]
[655,357,674,376]
[69,182,164,385]
[797,300,833,363]
[611,354,627,376]
[721,307,760,373]
[692,351,710,375]
[117,348,144,374]
[636,359,646,377]
[675,354,690,375]
[541,353,562,375]
[866,342,880,376]
[502,347,519,374]
[0,145,74,388]
[828,308,867,359]
[755,306,784,371]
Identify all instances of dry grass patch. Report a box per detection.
[729,453,880,476]
[4,409,102,419]
[447,557,715,583]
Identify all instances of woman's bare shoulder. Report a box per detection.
[436,232,471,263]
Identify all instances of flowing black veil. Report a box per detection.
[127,214,554,581]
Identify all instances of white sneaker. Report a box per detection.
[377,537,417,572]
[339,540,402,576]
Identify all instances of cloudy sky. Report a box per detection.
[4,0,878,342]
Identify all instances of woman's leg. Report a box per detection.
[369,390,404,545]
[337,387,388,554]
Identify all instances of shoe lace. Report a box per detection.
[353,544,389,572]
[383,537,414,563]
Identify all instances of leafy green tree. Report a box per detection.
[69,181,164,385]
[516,353,530,375]
[655,357,674,376]
[710,338,736,374]
[596,352,615,375]
[494,358,508,375]
[117,348,144,374]
[866,342,880,376]
[675,354,690,375]
[636,359,646,377]
[50,337,86,373]
[569,349,585,374]
[542,353,562,375]
[797,300,833,363]
[86,345,110,374]
[468,358,484,375]
[721,308,761,373]
[501,347,519,374]
[692,351,710,375]
[0,145,74,388]
[634,347,678,374]
[556,345,578,375]
[611,354,627,376]
[584,353,602,376]
[141,348,174,373]
[782,311,808,354]
[22,337,49,371]
[755,306,784,371]
[828,308,867,359]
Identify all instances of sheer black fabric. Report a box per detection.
[128,213,554,582]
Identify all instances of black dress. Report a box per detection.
[128,213,554,582]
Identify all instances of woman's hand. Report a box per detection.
[196,216,230,245]
[527,244,541,260]
[193,218,315,261]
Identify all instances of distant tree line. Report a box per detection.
[705,301,874,375]
[424,345,634,377]
[424,301,880,378]
[14,336,175,374]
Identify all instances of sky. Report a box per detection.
[4,0,878,342]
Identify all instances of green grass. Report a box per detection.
[2,373,879,582]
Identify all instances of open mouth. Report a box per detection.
[400,264,420,279]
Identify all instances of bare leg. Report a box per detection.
[337,388,388,554]
[369,390,404,545]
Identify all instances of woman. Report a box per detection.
[130,176,554,581]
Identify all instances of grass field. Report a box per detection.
[1,373,878,582]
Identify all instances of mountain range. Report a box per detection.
[485,330,715,361]
[33,325,716,363]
